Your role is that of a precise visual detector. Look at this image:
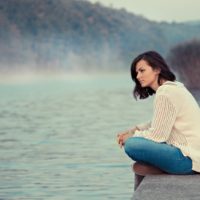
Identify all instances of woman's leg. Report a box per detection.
[124,137,195,175]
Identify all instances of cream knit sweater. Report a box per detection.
[133,81,200,172]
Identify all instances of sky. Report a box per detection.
[88,0,200,22]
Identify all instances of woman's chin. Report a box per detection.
[140,83,147,87]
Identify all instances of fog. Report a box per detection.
[0,37,127,79]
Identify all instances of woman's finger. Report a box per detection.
[117,135,122,144]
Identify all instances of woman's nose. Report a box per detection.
[136,73,141,79]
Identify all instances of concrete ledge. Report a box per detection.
[134,174,200,200]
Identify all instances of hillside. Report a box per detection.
[0,0,200,72]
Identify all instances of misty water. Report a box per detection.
[0,73,199,200]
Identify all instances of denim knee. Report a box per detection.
[124,137,195,175]
[124,137,143,158]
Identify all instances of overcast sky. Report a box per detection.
[88,0,200,22]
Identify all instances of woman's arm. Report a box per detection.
[134,121,151,131]
[133,94,177,142]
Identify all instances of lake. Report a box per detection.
[1,73,198,200]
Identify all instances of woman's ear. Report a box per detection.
[154,68,161,75]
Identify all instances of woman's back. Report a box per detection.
[157,81,200,171]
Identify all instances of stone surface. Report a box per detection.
[134,175,200,200]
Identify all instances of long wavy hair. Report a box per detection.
[131,51,176,99]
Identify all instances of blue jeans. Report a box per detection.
[124,137,195,175]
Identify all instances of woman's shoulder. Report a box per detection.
[157,81,184,94]
[156,81,186,103]
[156,81,199,111]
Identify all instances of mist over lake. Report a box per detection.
[1,0,200,73]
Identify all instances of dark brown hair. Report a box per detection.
[131,51,176,99]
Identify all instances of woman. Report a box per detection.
[117,51,200,175]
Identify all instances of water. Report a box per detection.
[3,73,199,200]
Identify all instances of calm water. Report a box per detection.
[1,73,198,200]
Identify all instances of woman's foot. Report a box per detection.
[133,162,166,176]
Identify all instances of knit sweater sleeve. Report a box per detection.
[133,94,177,142]
[135,121,151,131]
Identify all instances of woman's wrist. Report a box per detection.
[127,126,139,135]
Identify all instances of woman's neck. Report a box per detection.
[153,79,167,91]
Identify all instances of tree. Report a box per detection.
[167,39,200,89]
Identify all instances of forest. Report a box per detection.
[168,40,200,89]
[0,0,200,77]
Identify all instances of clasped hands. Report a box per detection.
[117,127,139,148]
[117,131,133,148]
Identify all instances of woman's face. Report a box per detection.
[135,59,160,90]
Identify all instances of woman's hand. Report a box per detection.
[117,131,133,148]
[117,127,139,148]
